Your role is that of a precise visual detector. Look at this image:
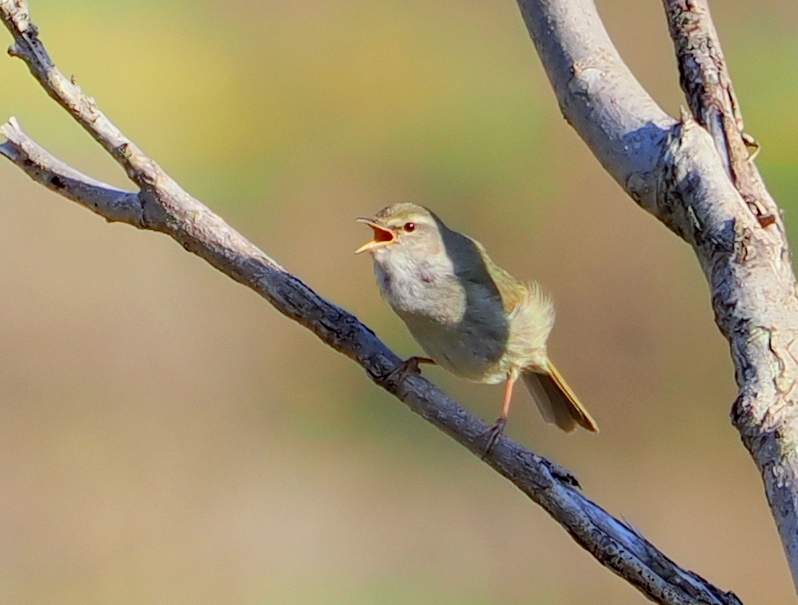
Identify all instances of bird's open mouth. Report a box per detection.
[355,218,394,253]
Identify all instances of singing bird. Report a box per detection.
[356,203,597,444]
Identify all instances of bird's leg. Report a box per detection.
[482,371,516,455]
[381,356,435,385]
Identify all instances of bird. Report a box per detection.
[355,202,597,446]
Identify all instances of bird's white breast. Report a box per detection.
[372,249,509,382]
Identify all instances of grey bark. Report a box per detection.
[0,0,792,601]
[517,0,798,591]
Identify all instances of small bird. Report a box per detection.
[356,203,597,444]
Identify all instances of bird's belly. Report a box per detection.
[399,312,507,383]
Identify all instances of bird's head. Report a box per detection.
[355,203,444,262]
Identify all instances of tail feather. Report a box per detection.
[521,362,598,433]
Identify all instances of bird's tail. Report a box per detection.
[521,362,598,433]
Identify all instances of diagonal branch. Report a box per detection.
[0,0,167,188]
[517,0,798,592]
[0,0,748,603]
[0,117,141,223]
[0,115,743,605]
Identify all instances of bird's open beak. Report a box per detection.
[355,218,395,254]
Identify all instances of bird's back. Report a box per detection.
[464,236,554,373]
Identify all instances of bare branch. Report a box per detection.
[1,120,744,605]
[662,0,778,227]
[661,0,798,589]
[516,0,798,591]
[0,0,179,191]
[0,1,750,602]
[0,118,752,605]
[515,0,675,211]
[0,117,142,223]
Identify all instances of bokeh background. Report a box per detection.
[0,0,796,603]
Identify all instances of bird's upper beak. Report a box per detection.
[355,218,395,254]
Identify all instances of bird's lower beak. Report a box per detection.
[355,218,394,254]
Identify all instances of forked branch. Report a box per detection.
[517,0,798,591]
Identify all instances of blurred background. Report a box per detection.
[0,0,796,603]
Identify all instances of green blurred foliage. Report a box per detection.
[0,0,796,604]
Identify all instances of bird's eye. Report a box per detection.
[403,222,416,232]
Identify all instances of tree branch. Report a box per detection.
[0,118,141,222]
[0,115,744,605]
[662,0,776,227]
[515,0,674,210]
[517,0,798,591]
[0,0,766,602]
[661,0,798,590]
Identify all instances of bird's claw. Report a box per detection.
[380,356,433,385]
[481,416,507,457]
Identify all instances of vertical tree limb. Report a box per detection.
[515,0,798,590]
[661,0,798,588]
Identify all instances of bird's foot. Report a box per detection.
[380,356,435,386]
[481,416,507,457]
